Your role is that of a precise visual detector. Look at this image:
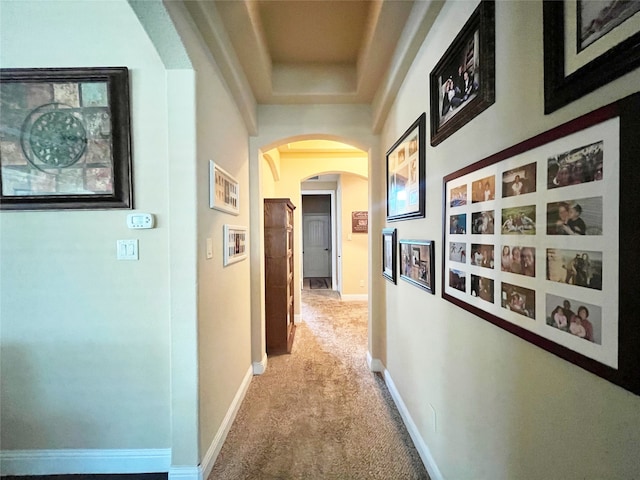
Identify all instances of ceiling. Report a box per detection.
[179,0,444,135]
[184,0,419,106]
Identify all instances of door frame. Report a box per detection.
[301,189,338,291]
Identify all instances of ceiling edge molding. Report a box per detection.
[178,0,258,135]
[371,0,445,134]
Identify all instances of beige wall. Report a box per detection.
[339,174,369,297]
[379,1,640,479]
[0,0,172,454]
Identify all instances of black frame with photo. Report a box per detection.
[382,228,397,284]
[0,67,132,210]
[429,0,495,146]
[399,239,435,294]
[386,112,426,222]
[442,92,640,396]
[543,0,640,114]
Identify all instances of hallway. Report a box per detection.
[209,290,429,479]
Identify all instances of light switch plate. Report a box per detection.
[117,239,139,260]
[206,237,213,259]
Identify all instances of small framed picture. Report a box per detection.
[399,239,435,294]
[209,160,239,215]
[386,113,426,222]
[429,0,495,146]
[382,228,397,284]
[223,224,247,266]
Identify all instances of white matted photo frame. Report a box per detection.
[543,0,640,113]
[442,92,640,396]
[209,160,239,215]
[223,224,247,266]
[399,239,435,294]
[386,112,426,222]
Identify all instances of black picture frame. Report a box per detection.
[543,0,640,114]
[429,0,495,146]
[399,239,435,294]
[442,92,640,396]
[386,112,426,222]
[382,228,397,284]
[0,67,132,210]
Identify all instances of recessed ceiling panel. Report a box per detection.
[258,0,371,64]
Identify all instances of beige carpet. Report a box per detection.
[208,289,430,479]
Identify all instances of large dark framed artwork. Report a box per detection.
[442,92,640,396]
[399,239,435,294]
[543,0,640,114]
[429,0,495,146]
[386,112,426,222]
[382,228,397,284]
[0,67,132,210]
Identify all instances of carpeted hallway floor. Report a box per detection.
[208,289,430,479]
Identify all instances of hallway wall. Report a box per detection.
[0,0,172,467]
[379,1,640,479]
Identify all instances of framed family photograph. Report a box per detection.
[223,224,247,266]
[382,228,397,284]
[543,0,640,113]
[442,92,640,396]
[0,67,132,210]
[386,112,426,222]
[209,160,239,215]
[399,239,435,294]
[429,0,495,146]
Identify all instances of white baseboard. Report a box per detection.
[341,294,368,301]
[252,352,268,375]
[383,369,444,480]
[366,351,384,373]
[168,465,202,480]
[199,364,253,480]
[0,448,170,475]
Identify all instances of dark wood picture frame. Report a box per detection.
[386,112,426,222]
[0,67,132,210]
[382,228,397,284]
[543,0,640,114]
[442,92,640,396]
[429,0,495,146]
[400,239,435,294]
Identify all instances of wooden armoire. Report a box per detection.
[264,198,296,354]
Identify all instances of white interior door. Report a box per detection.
[303,214,331,278]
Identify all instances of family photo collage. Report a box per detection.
[443,117,620,369]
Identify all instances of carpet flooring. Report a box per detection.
[208,289,430,479]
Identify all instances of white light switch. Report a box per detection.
[206,237,213,259]
[117,239,139,260]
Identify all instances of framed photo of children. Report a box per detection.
[382,228,397,284]
[543,0,640,114]
[429,0,495,146]
[399,239,435,294]
[442,92,640,396]
[386,112,426,222]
